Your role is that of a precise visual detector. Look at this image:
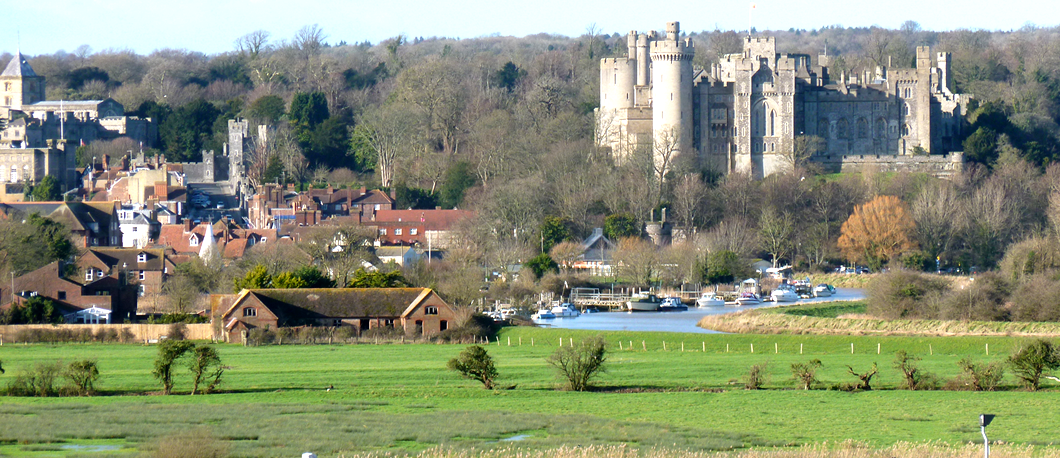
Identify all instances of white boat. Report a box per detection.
[531,309,556,320]
[770,286,799,303]
[734,292,761,306]
[696,292,725,307]
[626,293,662,312]
[550,303,580,317]
[659,297,688,311]
[814,284,836,297]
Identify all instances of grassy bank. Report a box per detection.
[699,304,1060,336]
[2,329,1060,456]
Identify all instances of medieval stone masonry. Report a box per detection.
[598,22,971,178]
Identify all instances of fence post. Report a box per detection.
[642,340,646,351]
[800,343,803,354]
[629,340,633,351]
[559,338,562,347]
[726,343,729,353]
[877,343,881,355]
[775,343,778,354]
[519,337,522,346]
[986,343,989,356]
[929,344,933,355]
[507,336,511,346]
[751,343,754,353]
[851,343,854,354]
[619,341,623,350]
[702,342,706,352]
[663,341,667,351]
[532,338,534,347]
[682,342,685,352]
[569,338,573,347]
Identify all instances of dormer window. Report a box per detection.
[137,253,147,263]
[243,307,257,317]
[190,235,199,246]
[425,306,438,315]
[85,270,94,281]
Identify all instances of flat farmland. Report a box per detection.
[1,328,1059,457]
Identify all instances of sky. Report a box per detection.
[4,0,1058,56]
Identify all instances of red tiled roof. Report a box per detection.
[372,209,473,231]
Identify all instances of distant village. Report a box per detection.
[0,51,482,338]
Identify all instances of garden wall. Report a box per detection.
[0,323,214,343]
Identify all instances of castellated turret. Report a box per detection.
[649,21,694,168]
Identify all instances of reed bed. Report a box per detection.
[699,309,1060,337]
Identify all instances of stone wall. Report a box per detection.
[0,323,214,343]
[811,152,964,178]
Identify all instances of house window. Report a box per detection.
[425,306,438,315]
[440,320,448,331]
[379,228,387,236]
[410,228,418,235]
[139,271,146,281]
[190,236,199,246]
[243,307,257,317]
[395,228,403,236]
[138,285,146,296]
[97,269,105,278]
[132,227,138,232]
[138,253,147,263]
[58,291,66,300]
[260,237,267,243]
[384,318,394,327]
[85,270,94,281]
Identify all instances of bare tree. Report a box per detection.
[235,30,272,59]
[758,207,795,268]
[73,44,93,67]
[612,237,660,287]
[912,181,961,264]
[702,217,758,258]
[549,241,586,273]
[672,173,708,231]
[271,124,308,183]
[293,24,327,60]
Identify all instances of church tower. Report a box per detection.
[0,51,46,114]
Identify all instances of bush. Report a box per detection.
[866,271,948,319]
[939,272,1011,321]
[547,335,607,391]
[64,360,100,396]
[744,362,769,390]
[151,427,229,458]
[7,361,62,397]
[1009,274,1060,322]
[1009,339,1060,391]
[790,359,822,390]
[955,358,1005,391]
[447,345,498,389]
[836,363,878,392]
[893,350,937,390]
[188,345,223,395]
[167,323,188,341]
[153,340,195,395]
[247,328,276,346]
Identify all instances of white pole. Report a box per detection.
[702,342,706,352]
[775,343,778,354]
[800,343,803,354]
[986,343,989,355]
[878,343,881,355]
[851,343,854,354]
[981,425,990,458]
[751,343,754,353]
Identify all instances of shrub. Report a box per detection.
[866,270,948,319]
[247,328,275,346]
[447,345,498,389]
[955,358,1005,391]
[188,345,224,395]
[8,361,62,397]
[64,360,100,396]
[547,335,607,391]
[939,272,1011,321]
[790,359,822,390]
[836,363,878,391]
[167,323,188,341]
[1009,339,1060,391]
[153,340,195,395]
[893,350,937,390]
[744,362,769,390]
[1009,274,1060,322]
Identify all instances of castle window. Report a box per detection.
[875,118,887,138]
[837,119,849,139]
[768,110,776,136]
[902,103,910,116]
[902,124,910,136]
[243,307,257,317]
[818,120,829,138]
[857,118,868,139]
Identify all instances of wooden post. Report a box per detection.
[663,341,667,351]
[519,337,522,346]
[877,343,881,355]
[986,343,989,355]
[851,343,854,354]
[726,343,729,353]
[559,338,562,347]
[800,343,803,354]
[702,342,706,352]
[619,341,623,350]
[775,343,778,354]
[569,337,573,347]
[642,340,646,351]
[507,336,511,346]
[532,338,534,346]
[751,343,754,353]
[681,342,685,352]
[929,344,932,355]
[629,341,632,350]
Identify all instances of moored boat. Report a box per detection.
[659,297,688,311]
[626,293,662,312]
[696,291,725,307]
[770,286,799,303]
[531,309,556,320]
[550,303,580,317]
[734,292,761,306]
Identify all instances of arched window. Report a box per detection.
[857,118,868,139]
[190,235,199,246]
[875,118,887,138]
[837,119,849,139]
[902,103,910,116]
[902,124,910,136]
[818,120,830,138]
[768,110,776,136]
[243,307,257,317]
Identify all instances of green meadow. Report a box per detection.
[1,327,1059,457]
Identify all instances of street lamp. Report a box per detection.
[980,414,995,458]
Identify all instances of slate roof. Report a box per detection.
[1,51,36,77]
[244,288,433,320]
[82,247,172,272]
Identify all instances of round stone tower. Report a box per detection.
[650,22,694,157]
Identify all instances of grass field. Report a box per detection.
[2,328,1060,457]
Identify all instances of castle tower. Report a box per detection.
[649,21,694,172]
[937,51,953,95]
[916,46,932,154]
[0,51,46,114]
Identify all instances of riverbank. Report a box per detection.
[698,302,1060,336]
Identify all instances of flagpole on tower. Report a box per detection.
[749,3,755,37]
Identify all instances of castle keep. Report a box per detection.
[597,22,971,178]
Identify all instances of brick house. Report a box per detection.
[247,184,395,230]
[155,219,277,258]
[1,261,132,323]
[212,288,455,342]
[78,247,177,298]
[0,201,120,247]
[368,209,473,248]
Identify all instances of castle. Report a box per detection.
[597,22,971,178]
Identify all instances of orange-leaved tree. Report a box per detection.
[838,195,918,270]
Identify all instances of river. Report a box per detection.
[531,288,865,334]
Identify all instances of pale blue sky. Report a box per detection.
[5,0,1055,56]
